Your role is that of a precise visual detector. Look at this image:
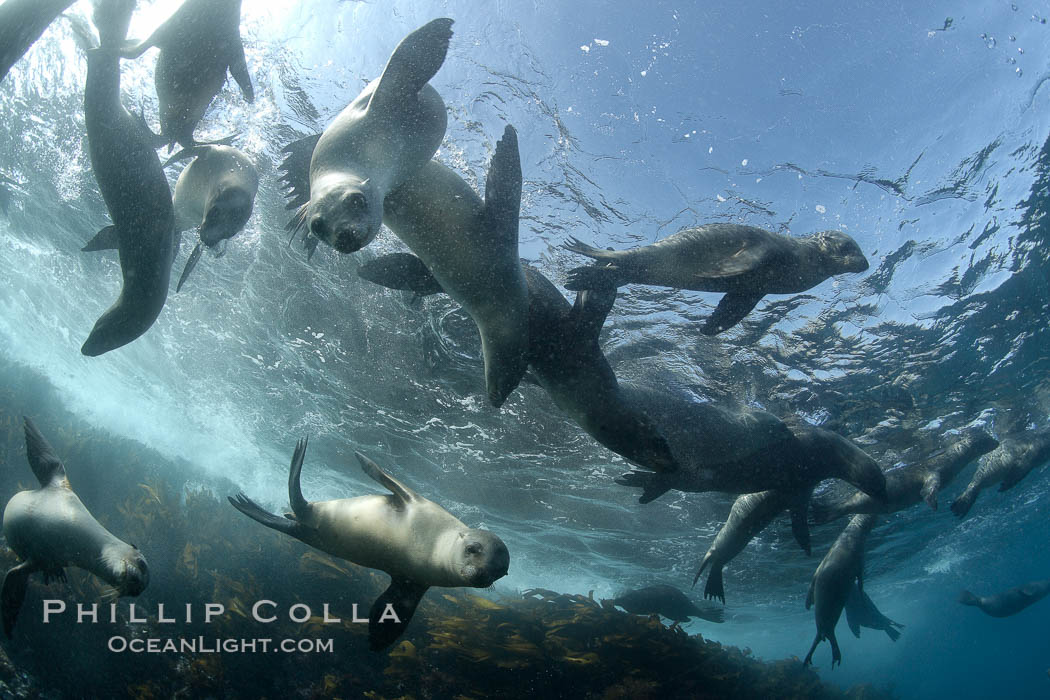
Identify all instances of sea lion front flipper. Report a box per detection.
[1,561,37,637]
[227,37,254,102]
[355,452,420,507]
[564,264,625,291]
[175,241,204,293]
[483,124,522,246]
[369,18,453,110]
[920,473,941,510]
[22,417,67,487]
[844,584,863,639]
[789,506,812,556]
[357,253,445,296]
[614,471,670,504]
[701,292,764,335]
[368,577,430,651]
[570,283,617,345]
[286,437,311,520]
[81,225,120,252]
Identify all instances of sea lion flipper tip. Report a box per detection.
[175,241,204,293]
[22,418,66,487]
[1,562,34,638]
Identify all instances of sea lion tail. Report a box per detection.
[958,590,980,607]
[950,487,977,518]
[227,494,300,536]
[1,562,35,638]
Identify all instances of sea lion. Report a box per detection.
[228,438,509,651]
[0,0,75,83]
[358,254,676,473]
[803,513,877,667]
[166,144,259,291]
[72,1,177,356]
[811,427,999,524]
[120,0,253,150]
[2,418,149,637]
[844,582,903,641]
[693,487,813,604]
[615,384,887,504]
[285,18,453,255]
[563,224,869,334]
[959,578,1050,618]
[602,584,724,624]
[284,126,530,407]
[951,429,1050,518]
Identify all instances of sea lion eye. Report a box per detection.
[465,543,482,555]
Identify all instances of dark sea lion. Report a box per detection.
[693,487,813,604]
[72,1,177,356]
[229,438,509,651]
[804,513,877,667]
[951,429,1050,518]
[358,253,677,473]
[0,0,75,83]
[615,385,887,504]
[285,18,453,255]
[285,126,530,408]
[811,427,999,524]
[120,0,253,150]
[602,584,724,623]
[167,144,259,291]
[2,418,149,637]
[844,582,903,641]
[563,224,869,334]
[959,578,1050,618]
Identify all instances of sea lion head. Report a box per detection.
[452,529,510,587]
[307,173,381,254]
[200,185,255,248]
[812,231,869,274]
[102,543,150,597]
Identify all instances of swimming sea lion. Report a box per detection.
[73,1,177,356]
[0,0,75,83]
[563,224,869,334]
[2,418,149,637]
[358,254,677,473]
[120,0,253,150]
[166,144,259,291]
[285,18,453,255]
[959,578,1050,618]
[615,385,887,504]
[951,429,1050,518]
[804,513,877,667]
[693,487,813,604]
[228,438,509,651]
[811,427,998,524]
[844,582,903,641]
[285,125,530,407]
[602,584,724,623]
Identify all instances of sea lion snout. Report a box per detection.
[119,552,150,597]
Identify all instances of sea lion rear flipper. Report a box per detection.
[355,452,419,507]
[228,38,254,102]
[278,133,321,217]
[829,631,841,667]
[357,253,445,296]
[703,564,726,605]
[175,241,204,293]
[844,584,862,638]
[370,18,453,109]
[483,125,522,246]
[570,284,617,345]
[802,633,820,667]
[369,577,429,651]
[920,473,941,510]
[81,225,119,252]
[22,417,67,487]
[2,561,37,637]
[227,493,305,537]
[701,292,763,335]
[287,437,311,519]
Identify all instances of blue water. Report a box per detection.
[2,1,1049,697]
